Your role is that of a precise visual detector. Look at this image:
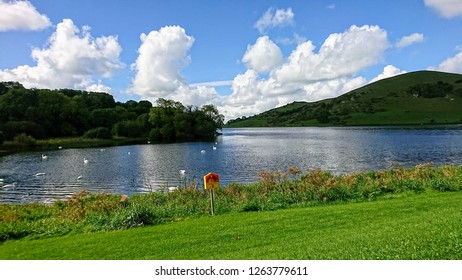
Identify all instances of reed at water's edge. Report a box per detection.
[1,163,461,242]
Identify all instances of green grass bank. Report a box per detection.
[1,190,461,259]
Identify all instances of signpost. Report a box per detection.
[203,172,220,215]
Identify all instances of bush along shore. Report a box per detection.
[1,163,462,242]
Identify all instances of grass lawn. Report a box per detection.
[1,190,461,260]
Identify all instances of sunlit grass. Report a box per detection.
[0,191,461,259]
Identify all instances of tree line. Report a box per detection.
[0,81,224,144]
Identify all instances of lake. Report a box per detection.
[1,126,462,204]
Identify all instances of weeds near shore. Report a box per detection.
[1,163,462,242]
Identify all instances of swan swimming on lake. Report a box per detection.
[213,145,217,150]
[2,182,17,188]
[35,172,46,176]
[84,158,89,164]
[201,149,206,154]
[41,154,48,160]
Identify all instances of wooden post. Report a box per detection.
[203,172,220,216]
[209,189,215,215]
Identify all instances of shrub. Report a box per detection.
[241,199,262,212]
[13,133,37,147]
[431,178,458,192]
[109,204,158,229]
[83,127,112,139]
[2,121,46,140]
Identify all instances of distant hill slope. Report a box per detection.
[225,71,462,127]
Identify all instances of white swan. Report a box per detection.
[201,149,206,154]
[168,186,179,192]
[2,182,17,188]
[213,145,217,150]
[83,158,89,164]
[41,154,48,160]
[179,169,186,176]
[35,172,46,176]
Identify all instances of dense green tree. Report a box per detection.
[1,121,46,140]
[26,90,76,137]
[407,81,454,98]
[112,120,145,138]
[90,108,122,128]
[67,96,91,135]
[0,88,37,122]
[201,104,225,131]
[0,81,24,95]
[80,91,116,110]
[148,98,223,142]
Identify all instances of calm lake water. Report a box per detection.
[1,126,462,204]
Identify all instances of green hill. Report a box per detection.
[225,71,462,127]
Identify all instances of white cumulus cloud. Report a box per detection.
[395,33,424,48]
[274,25,389,83]
[254,7,294,34]
[424,0,462,18]
[86,82,113,93]
[0,19,123,91]
[434,50,462,73]
[130,26,194,98]
[0,0,51,31]
[242,36,283,72]
[370,65,407,83]
[130,26,225,107]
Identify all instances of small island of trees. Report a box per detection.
[0,81,224,148]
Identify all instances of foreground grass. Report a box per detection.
[0,190,461,259]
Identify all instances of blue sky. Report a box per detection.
[1,0,462,120]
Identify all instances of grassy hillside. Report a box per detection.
[225,71,462,127]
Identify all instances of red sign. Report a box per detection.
[203,172,220,190]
